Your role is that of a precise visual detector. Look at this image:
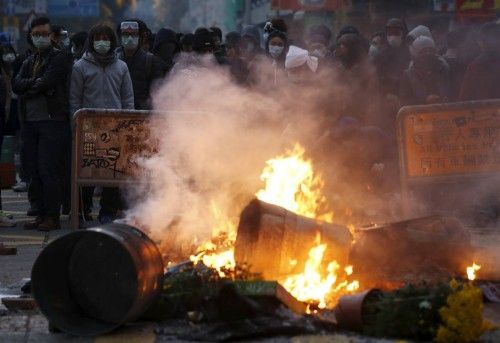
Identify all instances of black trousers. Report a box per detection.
[22,121,70,218]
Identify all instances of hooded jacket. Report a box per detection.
[117,47,166,110]
[69,51,134,115]
[153,28,179,71]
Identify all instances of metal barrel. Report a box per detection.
[235,199,353,280]
[31,223,164,336]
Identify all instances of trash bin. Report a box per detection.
[31,223,164,336]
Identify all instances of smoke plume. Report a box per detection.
[124,54,400,254]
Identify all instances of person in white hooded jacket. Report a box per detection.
[69,23,134,224]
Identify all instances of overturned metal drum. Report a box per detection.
[235,199,352,279]
[31,223,164,336]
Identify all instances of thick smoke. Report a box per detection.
[124,54,400,254]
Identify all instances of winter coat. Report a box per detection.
[13,46,72,121]
[69,52,134,115]
[459,50,500,101]
[117,47,166,110]
[400,56,451,106]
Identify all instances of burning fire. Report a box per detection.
[257,144,333,222]
[283,234,359,308]
[191,143,359,308]
[190,201,237,278]
[466,263,481,281]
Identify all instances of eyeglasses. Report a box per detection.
[31,32,51,38]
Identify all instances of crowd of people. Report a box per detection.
[0,14,499,230]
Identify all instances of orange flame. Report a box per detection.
[256,144,358,308]
[191,143,359,307]
[466,262,481,281]
[256,144,333,222]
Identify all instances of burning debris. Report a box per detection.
[185,143,359,310]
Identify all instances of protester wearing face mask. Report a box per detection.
[368,31,387,62]
[117,20,166,110]
[70,23,134,225]
[400,36,451,106]
[12,17,73,231]
[264,29,288,86]
[373,18,411,97]
[307,24,332,60]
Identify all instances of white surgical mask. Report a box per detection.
[94,40,111,55]
[387,35,402,47]
[2,53,15,63]
[32,36,51,49]
[269,45,284,59]
[121,35,139,50]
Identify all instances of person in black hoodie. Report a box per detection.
[12,17,72,231]
[153,27,180,73]
[117,20,166,110]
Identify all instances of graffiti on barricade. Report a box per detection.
[77,112,159,181]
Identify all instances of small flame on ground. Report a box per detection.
[467,262,481,281]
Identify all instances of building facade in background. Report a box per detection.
[1,0,500,49]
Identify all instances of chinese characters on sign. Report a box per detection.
[404,109,500,177]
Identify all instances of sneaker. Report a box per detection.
[12,182,28,193]
[0,212,16,227]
